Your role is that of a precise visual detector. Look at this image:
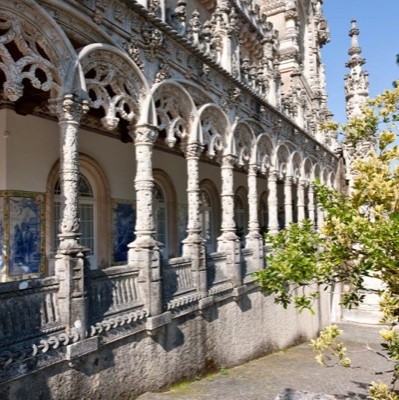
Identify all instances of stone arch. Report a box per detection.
[153,169,178,258]
[46,153,111,272]
[322,167,330,185]
[302,157,314,182]
[255,134,274,174]
[232,121,256,167]
[195,103,230,159]
[313,163,322,181]
[290,151,303,182]
[275,143,291,178]
[329,171,336,189]
[75,44,150,132]
[148,80,197,149]
[0,0,79,103]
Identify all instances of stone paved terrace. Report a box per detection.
[136,323,395,400]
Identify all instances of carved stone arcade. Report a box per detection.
[0,0,342,398]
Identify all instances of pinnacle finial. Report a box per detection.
[346,19,364,68]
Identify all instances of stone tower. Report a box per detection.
[343,19,373,192]
[342,20,382,325]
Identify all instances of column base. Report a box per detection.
[217,232,242,287]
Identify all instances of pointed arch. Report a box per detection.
[194,103,231,158]
[275,143,291,177]
[73,44,150,131]
[290,151,303,181]
[231,120,256,166]
[255,134,274,174]
[146,80,197,148]
[302,157,314,181]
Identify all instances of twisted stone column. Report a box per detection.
[267,170,279,234]
[128,124,162,317]
[54,95,88,340]
[247,164,260,237]
[219,155,238,238]
[246,164,264,272]
[217,155,241,287]
[297,180,306,222]
[284,176,293,228]
[182,143,207,296]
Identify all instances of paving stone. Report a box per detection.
[137,323,394,400]
[274,390,336,399]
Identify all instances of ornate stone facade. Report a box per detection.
[0,1,340,398]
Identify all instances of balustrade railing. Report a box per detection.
[163,257,196,303]
[88,266,143,323]
[0,277,62,348]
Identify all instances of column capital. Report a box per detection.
[268,169,279,181]
[184,142,203,158]
[284,175,294,185]
[51,94,89,123]
[221,154,238,167]
[248,163,259,175]
[132,124,159,145]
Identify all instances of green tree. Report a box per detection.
[254,83,399,398]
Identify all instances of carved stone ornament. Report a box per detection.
[154,87,192,148]
[125,39,144,71]
[154,62,171,83]
[50,94,89,123]
[133,125,159,145]
[81,51,142,131]
[141,24,164,61]
[0,9,66,102]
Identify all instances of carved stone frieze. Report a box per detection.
[141,23,165,61]
[154,62,171,83]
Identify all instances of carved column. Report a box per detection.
[308,182,316,228]
[246,164,264,271]
[297,179,306,222]
[284,176,293,228]
[54,95,88,340]
[128,124,162,317]
[217,155,242,287]
[267,170,279,233]
[182,143,207,297]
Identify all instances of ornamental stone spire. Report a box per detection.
[344,19,369,119]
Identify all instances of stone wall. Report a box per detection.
[0,287,330,400]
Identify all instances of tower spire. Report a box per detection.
[344,20,369,119]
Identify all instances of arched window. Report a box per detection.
[154,182,168,256]
[53,174,97,268]
[47,154,111,274]
[199,189,214,253]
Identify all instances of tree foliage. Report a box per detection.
[254,83,399,398]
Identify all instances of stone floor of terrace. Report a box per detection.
[137,322,394,400]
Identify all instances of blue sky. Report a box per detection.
[322,0,399,124]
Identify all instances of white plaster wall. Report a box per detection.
[153,149,187,204]
[4,112,136,200]
[199,160,222,191]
